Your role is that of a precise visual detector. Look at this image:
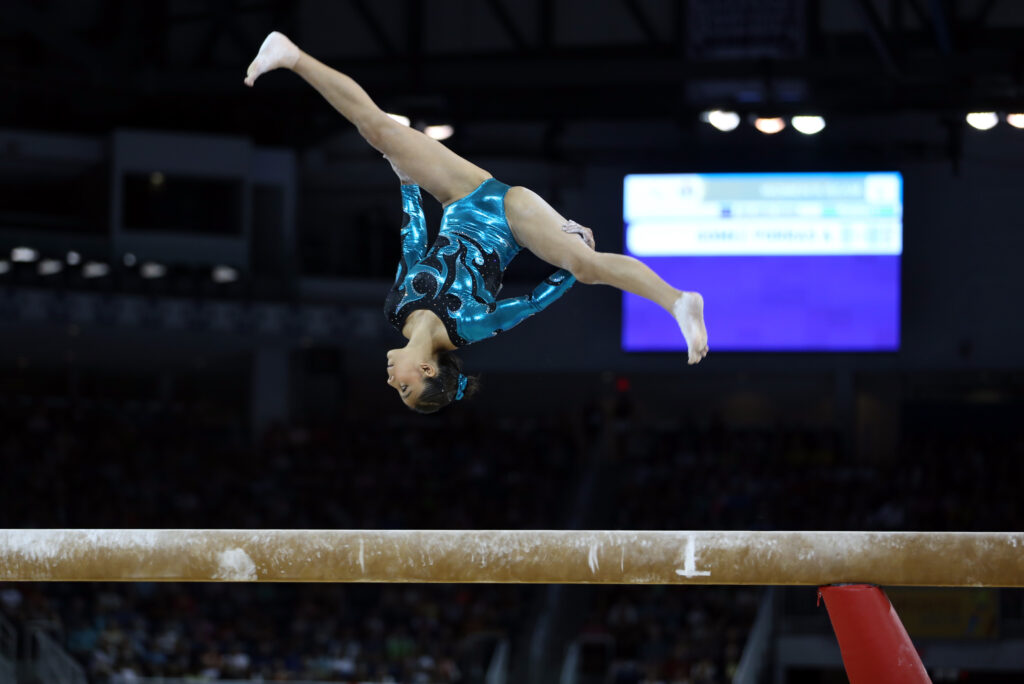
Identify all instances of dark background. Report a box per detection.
[1,1,1022,683]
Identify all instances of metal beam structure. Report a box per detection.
[6,0,1024,142]
[1,529,1021,586]
[853,0,903,76]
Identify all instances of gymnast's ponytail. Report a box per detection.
[413,351,480,414]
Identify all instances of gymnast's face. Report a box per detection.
[386,348,436,407]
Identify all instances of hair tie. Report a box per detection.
[455,374,468,401]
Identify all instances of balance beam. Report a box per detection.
[0,530,1020,586]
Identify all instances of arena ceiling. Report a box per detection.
[4,0,1024,149]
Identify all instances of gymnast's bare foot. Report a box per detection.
[673,292,709,365]
[244,31,300,87]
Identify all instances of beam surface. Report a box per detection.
[0,530,1021,586]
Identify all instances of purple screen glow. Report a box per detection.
[622,173,903,352]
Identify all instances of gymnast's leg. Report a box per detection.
[245,32,489,205]
[505,186,709,365]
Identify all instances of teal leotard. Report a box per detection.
[384,179,575,346]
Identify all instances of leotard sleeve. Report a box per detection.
[394,184,428,283]
[486,268,576,335]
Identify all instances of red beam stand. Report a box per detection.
[818,584,930,684]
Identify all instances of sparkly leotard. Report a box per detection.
[384,179,575,346]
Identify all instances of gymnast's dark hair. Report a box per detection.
[412,351,480,414]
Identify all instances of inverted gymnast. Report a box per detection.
[245,32,708,413]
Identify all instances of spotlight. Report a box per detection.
[123,253,137,267]
[1005,113,1024,129]
[0,260,9,275]
[701,110,740,132]
[11,247,38,263]
[753,117,786,135]
[82,262,110,279]
[791,115,826,135]
[965,112,998,130]
[424,124,454,141]
[66,251,81,265]
[387,113,411,127]
[140,262,167,279]
[212,265,238,283]
[149,171,165,187]
[38,259,63,276]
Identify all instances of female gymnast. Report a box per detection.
[245,32,708,413]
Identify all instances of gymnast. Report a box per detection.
[245,32,708,413]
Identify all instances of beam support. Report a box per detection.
[0,530,1021,586]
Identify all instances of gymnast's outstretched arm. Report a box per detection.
[481,225,596,336]
[485,270,577,337]
[245,32,489,206]
[504,186,710,364]
[393,183,428,285]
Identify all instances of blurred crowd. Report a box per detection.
[0,400,584,530]
[1,396,1020,683]
[607,420,1023,532]
[0,400,580,681]
[562,414,1022,684]
[2,582,515,682]
[575,587,759,684]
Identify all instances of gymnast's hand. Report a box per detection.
[562,220,595,251]
[384,154,414,185]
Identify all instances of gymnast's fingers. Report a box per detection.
[562,220,595,250]
[580,226,596,250]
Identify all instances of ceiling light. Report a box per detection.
[791,115,826,135]
[11,247,38,263]
[212,265,238,283]
[387,113,411,127]
[123,253,137,267]
[1005,113,1024,129]
[424,124,454,141]
[141,262,167,279]
[83,262,110,279]
[0,261,10,275]
[149,171,165,187]
[754,117,786,135]
[38,259,63,276]
[965,112,998,130]
[66,251,81,265]
[701,110,740,132]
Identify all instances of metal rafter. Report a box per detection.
[539,0,555,49]
[405,0,423,84]
[350,0,398,56]
[620,0,661,44]
[906,0,932,34]
[485,0,530,50]
[6,1,107,77]
[971,0,999,26]
[194,0,255,67]
[6,0,1024,142]
[851,0,902,76]
[927,0,954,54]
